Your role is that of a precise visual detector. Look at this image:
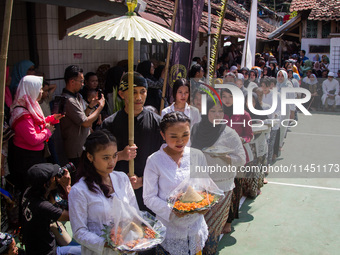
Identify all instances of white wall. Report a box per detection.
[2,2,140,96]
[36,4,140,95]
[329,37,340,73]
[301,38,330,62]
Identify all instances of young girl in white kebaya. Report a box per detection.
[143,112,208,255]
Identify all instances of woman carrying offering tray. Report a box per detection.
[69,130,140,255]
[191,97,246,255]
[143,112,213,255]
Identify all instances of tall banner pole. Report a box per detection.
[160,0,179,112]
[0,0,14,231]
[206,0,211,81]
[241,0,258,69]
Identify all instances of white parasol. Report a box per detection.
[68,0,190,176]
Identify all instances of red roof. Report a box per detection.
[290,0,340,21]
[308,0,340,21]
[290,0,316,12]
[140,0,275,40]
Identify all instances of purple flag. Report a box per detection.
[167,0,205,102]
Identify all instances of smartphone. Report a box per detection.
[97,89,103,100]
[52,96,67,115]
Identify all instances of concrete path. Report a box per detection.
[217,111,340,255]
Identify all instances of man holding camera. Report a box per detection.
[22,163,81,255]
[60,65,105,168]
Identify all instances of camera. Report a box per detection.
[56,162,76,178]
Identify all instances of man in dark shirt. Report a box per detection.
[22,163,80,255]
[60,65,105,168]
[102,72,163,212]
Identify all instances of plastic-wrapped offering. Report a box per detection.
[102,197,166,253]
[202,146,234,156]
[167,177,224,214]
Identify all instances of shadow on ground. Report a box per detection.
[216,197,255,251]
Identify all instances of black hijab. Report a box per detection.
[245,92,268,120]
[136,60,155,81]
[220,88,233,117]
[191,97,226,150]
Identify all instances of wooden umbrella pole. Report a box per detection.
[0,0,14,231]
[128,38,135,177]
[160,0,179,112]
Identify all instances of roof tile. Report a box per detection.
[290,0,317,12]
[308,0,340,21]
[141,0,275,40]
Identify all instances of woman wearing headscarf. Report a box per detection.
[219,88,253,233]
[137,60,165,111]
[260,78,281,165]
[191,97,245,254]
[268,62,277,78]
[313,61,322,77]
[276,69,295,154]
[249,70,258,85]
[302,73,321,111]
[9,60,35,96]
[8,75,62,193]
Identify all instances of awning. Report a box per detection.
[20,0,126,15]
[268,14,301,40]
[138,11,170,27]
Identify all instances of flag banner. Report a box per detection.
[167,0,204,103]
[241,0,257,69]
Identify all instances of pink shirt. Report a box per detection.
[13,115,58,151]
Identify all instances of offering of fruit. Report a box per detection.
[109,222,156,249]
[102,213,165,253]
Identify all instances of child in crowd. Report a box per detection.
[0,232,25,255]
[86,89,102,132]
[39,82,56,117]
[69,130,139,255]
[143,112,208,255]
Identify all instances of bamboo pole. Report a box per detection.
[0,0,14,231]
[206,0,211,81]
[209,0,228,85]
[128,38,134,177]
[160,0,179,112]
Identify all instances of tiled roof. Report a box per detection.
[140,0,276,40]
[290,0,340,21]
[290,0,317,12]
[308,0,340,21]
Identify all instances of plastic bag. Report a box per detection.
[167,177,224,214]
[101,196,166,253]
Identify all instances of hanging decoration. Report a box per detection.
[208,0,228,85]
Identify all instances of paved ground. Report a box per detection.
[217,111,340,255]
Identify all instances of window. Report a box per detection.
[322,21,331,38]
[309,45,330,54]
[331,46,340,72]
[306,20,318,38]
[140,39,167,62]
[336,21,340,33]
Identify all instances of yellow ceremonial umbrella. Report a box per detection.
[68,0,190,176]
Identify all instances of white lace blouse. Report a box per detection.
[143,145,209,255]
[161,103,201,127]
[69,171,139,255]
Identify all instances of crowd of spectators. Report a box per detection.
[1,45,339,254]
